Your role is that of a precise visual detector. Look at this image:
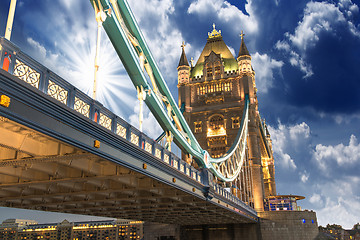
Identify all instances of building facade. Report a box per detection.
[176,25,320,240]
[0,219,143,240]
[177,25,276,212]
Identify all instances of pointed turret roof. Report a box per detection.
[238,31,250,57]
[178,42,189,67]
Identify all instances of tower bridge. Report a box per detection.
[0,37,256,225]
[0,0,319,239]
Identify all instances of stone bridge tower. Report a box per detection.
[177,25,276,212]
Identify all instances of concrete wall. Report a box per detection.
[259,210,319,240]
[143,222,180,240]
[180,223,260,240]
[144,210,318,240]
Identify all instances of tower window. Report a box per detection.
[216,83,221,92]
[207,67,212,77]
[232,117,240,128]
[208,115,226,137]
[224,82,231,92]
[215,66,221,76]
[194,121,202,133]
[198,86,205,95]
[209,115,224,130]
[210,146,226,158]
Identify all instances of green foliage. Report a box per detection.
[353,223,360,230]
[326,224,343,230]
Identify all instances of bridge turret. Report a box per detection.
[177,42,191,110]
[177,42,190,85]
[237,31,252,75]
[237,32,257,102]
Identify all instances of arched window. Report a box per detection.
[215,66,221,76]
[207,67,212,77]
[224,82,231,92]
[209,115,224,130]
[232,117,240,128]
[207,115,226,137]
[194,121,202,133]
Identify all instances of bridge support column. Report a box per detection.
[248,107,265,212]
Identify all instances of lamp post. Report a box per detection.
[93,0,107,100]
[4,0,17,41]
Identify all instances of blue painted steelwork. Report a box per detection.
[90,0,249,182]
[0,37,257,220]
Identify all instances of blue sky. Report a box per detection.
[1,0,359,229]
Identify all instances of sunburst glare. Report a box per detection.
[63,29,136,118]
[24,1,137,119]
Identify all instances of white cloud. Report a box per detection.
[339,0,360,18]
[312,177,360,228]
[316,111,360,124]
[276,0,360,78]
[58,0,75,10]
[300,170,310,183]
[275,40,290,52]
[26,37,59,70]
[278,152,297,170]
[129,100,163,138]
[128,0,185,82]
[289,2,345,51]
[267,120,360,228]
[333,113,360,124]
[313,134,360,171]
[252,52,283,93]
[289,51,313,78]
[267,119,360,229]
[187,0,258,35]
[289,122,310,141]
[309,193,323,207]
[267,121,302,170]
[267,121,312,171]
[228,46,236,58]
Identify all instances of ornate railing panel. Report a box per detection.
[144,142,152,154]
[47,80,68,104]
[74,97,90,118]
[13,59,40,89]
[164,154,169,164]
[155,148,161,159]
[99,113,112,130]
[130,132,139,146]
[116,123,126,139]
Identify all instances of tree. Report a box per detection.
[326,224,343,230]
[352,223,360,230]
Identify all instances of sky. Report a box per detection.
[0,0,359,229]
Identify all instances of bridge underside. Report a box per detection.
[0,117,253,225]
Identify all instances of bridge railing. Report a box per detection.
[0,38,257,214]
[0,37,203,185]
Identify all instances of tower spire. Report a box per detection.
[178,41,189,67]
[177,41,191,86]
[238,31,250,57]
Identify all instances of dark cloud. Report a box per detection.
[288,31,360,113]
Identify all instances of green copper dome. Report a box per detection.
[190,26,238,78]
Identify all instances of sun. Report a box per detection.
[61,28,136,118]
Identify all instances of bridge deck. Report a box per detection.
[0,37,257,224]
[0,118,246,224]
